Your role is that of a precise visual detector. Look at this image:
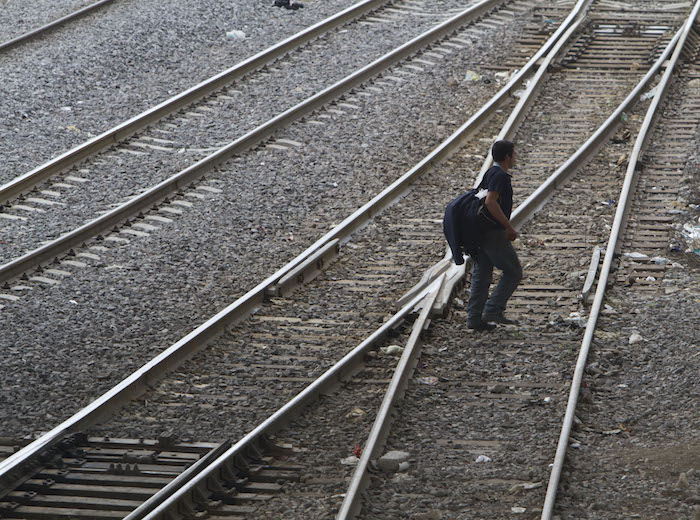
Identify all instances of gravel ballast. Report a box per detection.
[0,0,368,181]
[0,1,533,437]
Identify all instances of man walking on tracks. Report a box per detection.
[467,140,522,331]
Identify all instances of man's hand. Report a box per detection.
[505,225,518,242]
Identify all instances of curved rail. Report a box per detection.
[0,0,584,499]
[540,1,700,518]
[0,0,503,285]
[0,0,117,53]
[0,0,392,205]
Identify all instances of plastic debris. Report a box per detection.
[353,444,363,457]
[650,256,669,264]
[475,455,492,463]
[511,507,527,513]
[620,112,628,122]
[226,30,246,41]
[565,312,587,328]
[682,222,700,256]
[341,456,360,466]
[378,451,410,472]
[641,86,657,101]
[416,376,439,385]
[645,276,656,282]
[346,408,367,420]
[624,252,649,260]
[629,332,644,344]
[603,429,622,435]
[465,70,480,82]
[379,345,404,356]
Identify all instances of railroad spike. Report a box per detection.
[68,249,76,256]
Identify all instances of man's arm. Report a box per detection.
[485,191,518,241]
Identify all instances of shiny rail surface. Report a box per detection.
[1,2,696,519]
[0,0,502,285]
[0,0,117,53]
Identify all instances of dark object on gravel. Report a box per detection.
[274,0,304,9]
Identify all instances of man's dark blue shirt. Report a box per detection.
[485,163,513,222]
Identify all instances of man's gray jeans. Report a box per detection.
[467,229,522,323]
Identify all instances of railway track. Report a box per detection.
[1,1,697,519]
[0,0,503,261]
[0,0,117,53]
[0,0,554,289]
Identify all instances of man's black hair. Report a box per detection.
[492,140,514,162]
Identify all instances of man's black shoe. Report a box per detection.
[483,314,518,325]
[467,319,496,331]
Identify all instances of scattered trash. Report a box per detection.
[570,442,581,449]
[377,450,410,472]
[274,0,304,8]
[682,222,700,256]
[66,125,80,133]
[346,408,367,421]
[509,482,542,494]
[416,376,439,385]
[688,78,700,87]
[601,199,616,206]
[641,86,657,101]
[629,332,644,344]
[379,345,404,356]
[513,89,526,98]
[438,346,449,352]
[511,507,527,513]
[341,456,360,466]
[465,70,480,82]
[60,106,72,112]
[475,455,492,463]
[620,112,628,122]
[624,252,649,260]
[447,77,459,87]
[69,300,78,305]
[565,312,587,328]
[650,256,669,264]
[630,62,641,71]
[225,30,246,41]
[603,429,622,435]
[645,276,656,282]
[353,444,363,457]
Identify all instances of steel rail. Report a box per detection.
[0,0,585,498]
[0,0,504,285]
[0,0,118,53]
[539,2,700,518]
[398,19,685,326]
[337,278,442,520]
[137,286,436,520]
[0,0,391,205]
[474,0,594,185]
[0,0,568,492]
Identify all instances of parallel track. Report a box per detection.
[0,0,117,53]
[1,1,698,519]
[0,0,538,288]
